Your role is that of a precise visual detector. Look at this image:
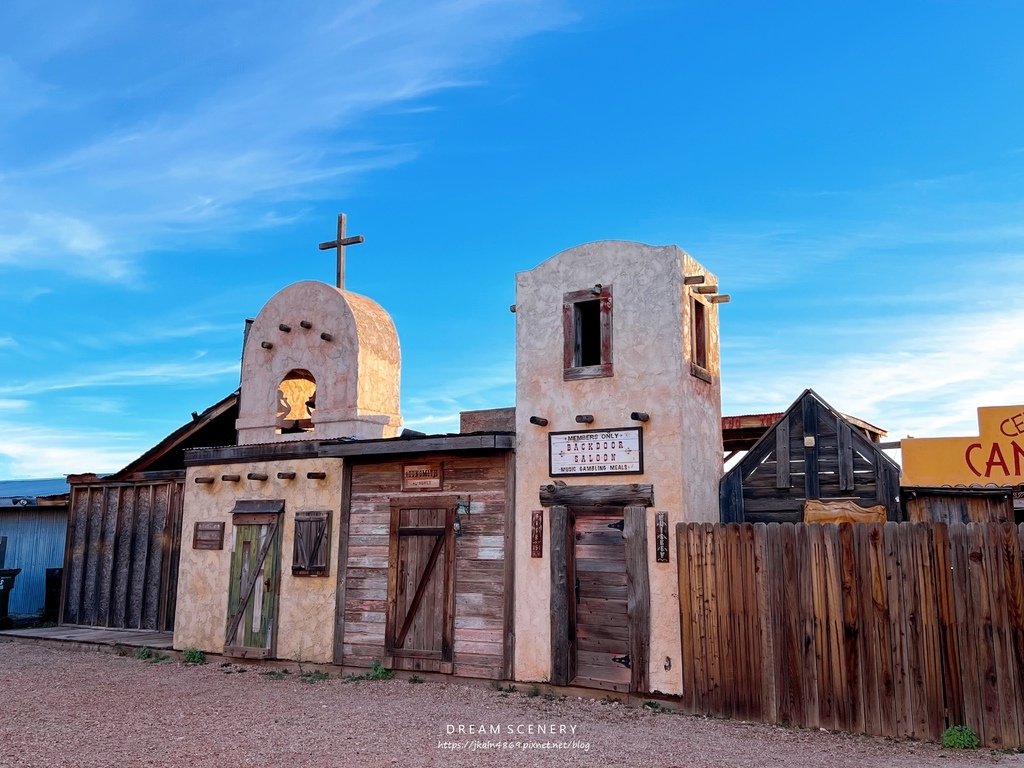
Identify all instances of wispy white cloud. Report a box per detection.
[0,420,145,477]
[0,336,17,348]
[0,356,238,396]
[0,0,572,281]
[723,301,1024,445]
[402,354,515,433]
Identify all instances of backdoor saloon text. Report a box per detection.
[549,427,642,476]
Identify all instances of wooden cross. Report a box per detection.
[318,213,364,290]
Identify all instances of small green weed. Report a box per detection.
[300,669,330,685]
[942,725,979,750]
[182,647,206,665]
[261,669,287,680]
[134,646,152,660]
[527,685,541,698]
[542,692,558,702]
[145,652,170,664]
[491,682,517,694]
[408,675,425,684]
[642,701,673,714]
[346,660,394,682]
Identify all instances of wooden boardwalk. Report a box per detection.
[0,625,173,650]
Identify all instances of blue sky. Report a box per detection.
[1,1,1023,478]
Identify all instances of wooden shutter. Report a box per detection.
[292,511,330,576]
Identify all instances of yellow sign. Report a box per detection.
[901,405,1024,488]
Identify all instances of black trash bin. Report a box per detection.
[0,568,22,630]
[43,568,63,624]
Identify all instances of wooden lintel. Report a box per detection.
[539,483,654,508]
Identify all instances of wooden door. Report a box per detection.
[225,513,281,659]
[386,498,455,673]
[570,508,631,692]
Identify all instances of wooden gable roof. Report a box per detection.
[68,391,239,485]
[720,389,901,524]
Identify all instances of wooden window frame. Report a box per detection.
[291,510,331,577]
[690,296,711,382]
[563,286,613,381]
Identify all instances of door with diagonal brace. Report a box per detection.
[225,510,281,659]
[385,497,455,673]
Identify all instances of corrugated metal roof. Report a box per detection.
[0,478,70,505]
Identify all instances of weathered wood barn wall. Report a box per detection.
[63,473,184,630]
[720,390,900,524]
[62,393,238,630]
[903,486,1015,524]
[327,438,515,678]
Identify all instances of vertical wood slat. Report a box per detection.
[802,397,820,500]
[676,522,696,710]
[332,461,353,666]
[775,417,791,489]
[1004,524,1024,746]
[502,451,516,680]
[624,506,650,694]
[753,523,776,723]
[838,423,854,492]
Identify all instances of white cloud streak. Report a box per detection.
[0,0,571,281]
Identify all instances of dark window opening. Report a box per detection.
[692,299,708,370]
[574,299,602,367]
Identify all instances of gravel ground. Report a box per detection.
[1,640,1020,768]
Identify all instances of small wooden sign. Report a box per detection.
[655,512,669,563]
[193,521,225,550]
[402,463,443,491]
[531,510,544,558]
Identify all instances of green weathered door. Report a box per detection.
[225,513,281,659]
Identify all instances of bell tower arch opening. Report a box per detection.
[276,369,317,435]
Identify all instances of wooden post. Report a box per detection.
[550,505,570,686]
[332,462,353,666]
[624,505,651,693]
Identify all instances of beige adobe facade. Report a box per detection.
[512,241,723,695]
[175,458,344,663]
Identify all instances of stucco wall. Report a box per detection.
[512,240,723,695]
[175,458,343,663]
[236,280,401,444]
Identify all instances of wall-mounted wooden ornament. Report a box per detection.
[531,510,544,558]
[193,521,225,550]
[655,511,669,563]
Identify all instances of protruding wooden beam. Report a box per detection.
[260,341,274,349]
[307,471,327,480]
[529,416,548,426]
[320,332,333,342]
[247,472,268,481]
[300,320,313,329]
[683,275,705,285]
[194,476,215,484]
[575,414,594,424]
[695,285,719,294]
[221,474,241,482]
[630,412,650,422]
[509,304,517,313]
[709,295,731,304]
[277,471,297,480]
[279,323,292,333]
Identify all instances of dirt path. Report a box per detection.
[0,641,1018,768]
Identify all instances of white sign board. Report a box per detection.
[548,428,643,476]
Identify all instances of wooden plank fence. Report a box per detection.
[676,522,1024,748]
